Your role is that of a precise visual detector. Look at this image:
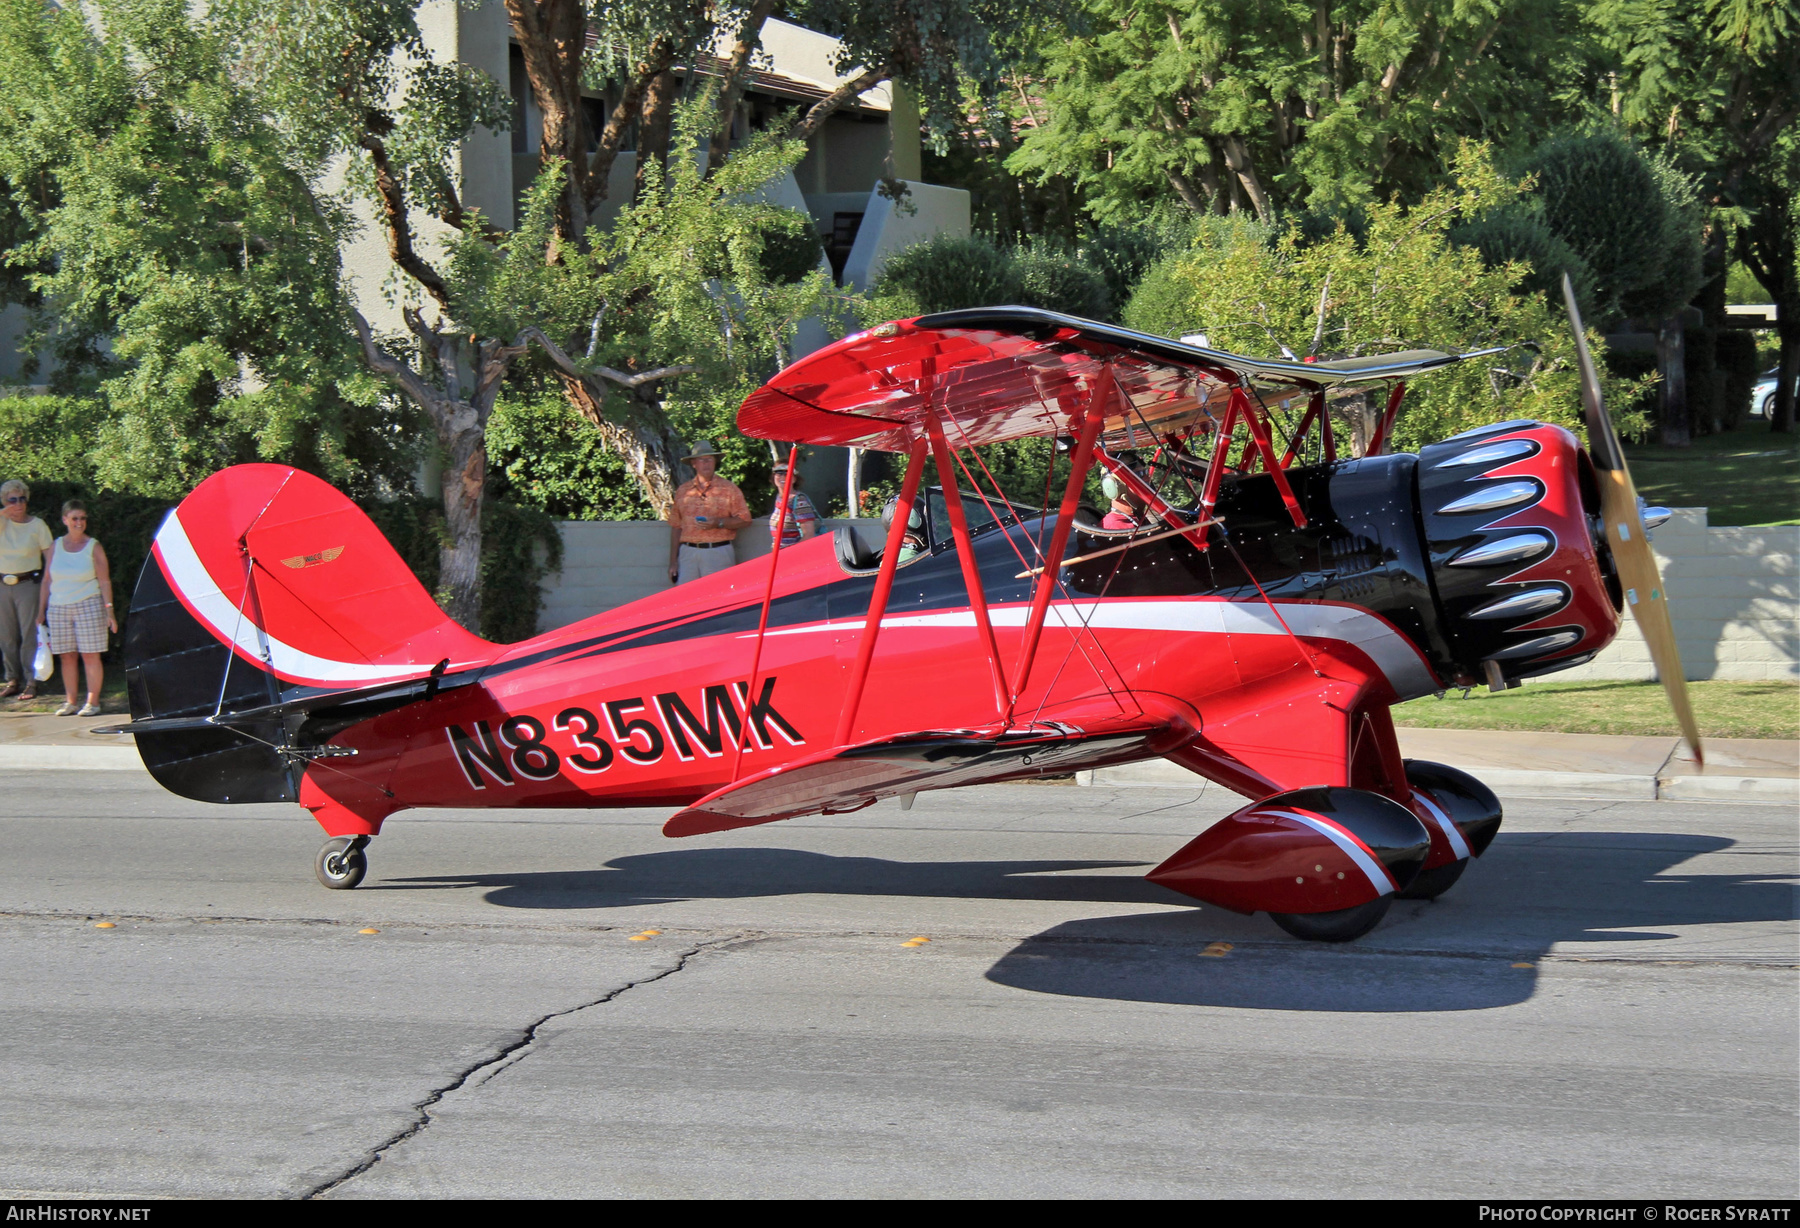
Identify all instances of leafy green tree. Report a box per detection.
[1587,0,1800,431]
[1008,0,1579,224]
[0,0,407,499]
[476,106,857,514]
[1123,145,1646,453]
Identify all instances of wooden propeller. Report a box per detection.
[1563,275,1703,765]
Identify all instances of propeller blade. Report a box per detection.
[1561,275,1703,765]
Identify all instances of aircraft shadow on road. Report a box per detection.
[389,847,1170,908]
[985,832,1799,1013]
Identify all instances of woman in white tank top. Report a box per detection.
[34,500,115,716]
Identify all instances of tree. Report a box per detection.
[483,106,856,514]
[1121,145,1648,453]
[1736,132,1799,433]
[206,0,528,630]
[0,0,408,499]
[1587,0,1800,432]
[1008,0,1580,224]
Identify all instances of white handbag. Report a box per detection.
[32,625,52,681]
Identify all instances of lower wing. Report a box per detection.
[666,711,1190,837]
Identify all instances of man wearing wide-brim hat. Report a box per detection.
[667,441,751,585]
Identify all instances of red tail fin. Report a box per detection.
[150,463,492,688]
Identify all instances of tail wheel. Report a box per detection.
[1396,857,1467,901]
[315,836,369,890]
[1269,896,1392,943]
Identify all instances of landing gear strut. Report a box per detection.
[315,835,370,890]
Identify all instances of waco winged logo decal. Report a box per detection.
[281,546,344,570]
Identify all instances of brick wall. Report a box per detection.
[536,510,1799,682]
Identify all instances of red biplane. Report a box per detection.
[106,286,1699,941]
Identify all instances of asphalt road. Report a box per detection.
[1,770,1794,1199]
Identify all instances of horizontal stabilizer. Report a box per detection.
[666,717,1181,837]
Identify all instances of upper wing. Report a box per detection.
[665,712,1190,837]
[738,306,1501,454]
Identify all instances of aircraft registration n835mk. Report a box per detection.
[105,290,1699,942]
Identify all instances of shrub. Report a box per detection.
[1449,205,1598,316]
[865,233,1023,321]
[1119,146,1649,449]
[1602,348,1659,435]
[1014,243,1113,320]
[1121,215,1277,340]
[1080,223,1185,320]
[756,217,827,285]
[1523,131,1704,325]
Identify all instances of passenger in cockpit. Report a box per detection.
[1101,476,1148,531]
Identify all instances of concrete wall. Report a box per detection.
[841,180,972,292]
[539,517,883,632]
[534,509,1799,683]
[1549,509,1797,683]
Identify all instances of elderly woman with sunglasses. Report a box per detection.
[35,500,115,716]
[0,479,53,700]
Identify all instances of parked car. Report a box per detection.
[1752,366,1795,417]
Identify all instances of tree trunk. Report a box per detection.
[1775,321,1799,435]
[436,399,488,632]
[705,0,779,178]
[634,68,681,200]
[504,0,593,243]
[1656,315,1691,447]
[557,375,686,516]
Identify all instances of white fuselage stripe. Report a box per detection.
[751,599,1439,699]
[155,511,440,685]
[1411,790,1472,860]
[1268,809,1398,896]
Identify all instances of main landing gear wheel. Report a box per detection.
[315,836,370,890]
[1397,857,1468,901]
[1269,896,1393,943]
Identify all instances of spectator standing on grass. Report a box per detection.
[0,479,53,700]
[768,460,818,549]
[667,441,751,585]
[36,500,115,717]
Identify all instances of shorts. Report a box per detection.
[48,595,107,654]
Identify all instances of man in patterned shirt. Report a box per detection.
[667,441,751,585]
[768,460,818,549]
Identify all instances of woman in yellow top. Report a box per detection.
[35,500,116,717]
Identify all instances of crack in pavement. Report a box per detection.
[297,936,733,1200]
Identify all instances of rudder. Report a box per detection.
[122,464,493,803]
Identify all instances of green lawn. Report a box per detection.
[1622,419,1799,526]
[1394,679,1799,740]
